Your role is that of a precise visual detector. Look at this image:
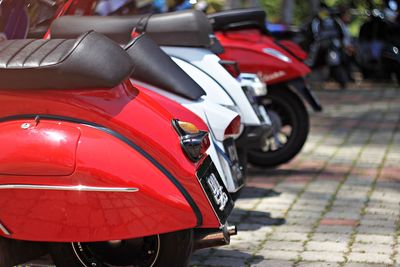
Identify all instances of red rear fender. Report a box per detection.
[0,82,221,242]
[0,119,198,242]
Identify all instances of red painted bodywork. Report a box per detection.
[215,30,311,85]
[135,85,208,132]
[0,81,220,242]
[277,40,308,61]
[0,121,79,176]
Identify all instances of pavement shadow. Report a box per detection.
[238,186,281,200]
[191,250,264,266]
[231,209,286,231]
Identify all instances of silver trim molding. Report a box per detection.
[0,221,11,236]
[0,184,139,193]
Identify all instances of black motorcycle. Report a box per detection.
[357,8,400,84]
[302,8,349,89]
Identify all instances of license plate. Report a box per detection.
[197,156,234,224]
[223,138,244,189]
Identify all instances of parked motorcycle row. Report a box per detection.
[0,1,322,266]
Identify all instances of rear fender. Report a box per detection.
[0,119,200,242]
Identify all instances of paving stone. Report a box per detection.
[354,234,394,245]
[351,242,393,254]
[315,225,354,234]
[286,211,322,219]
[311,233,351,243]
[356,225,395,235]
[359,219,397,227]
[258,249,299,260]
[202,256,248,267]
[250,259,294,267]
[297,262,340,267]
[269,232,309,242]
[274,225,314,233]
[262,241,304,251]
[347,252,393,264]
[212,248,254,260]
[300,251,345,262]
[306,241,348,252]
[344,263,391,267]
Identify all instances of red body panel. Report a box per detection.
[277,40,308,61]
[215,30,311,85]
[135,85,209,132]
[0,81,219,242]
[0,121,79,176]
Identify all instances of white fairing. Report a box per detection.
[132,80,243,193]
[162,46,263,126]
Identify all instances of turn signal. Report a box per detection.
[177,121,200,134]
[172,120,210,162]
[224,115,241,138]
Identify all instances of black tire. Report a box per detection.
[248,87,309,168]
[330,65,348,89]
[50,229,193,267]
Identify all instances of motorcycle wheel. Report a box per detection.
[50,229,193,267]
[330,66,348,89]
[248,87,309,168]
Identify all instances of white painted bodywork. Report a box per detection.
[162,46,263,126]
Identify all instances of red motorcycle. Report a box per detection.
[209,8,323,168]
[0,31,236,267]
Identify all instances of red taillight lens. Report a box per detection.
[172,120,210,162]
[224,115,241,138]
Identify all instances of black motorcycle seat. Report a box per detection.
[208,8,267,32]
[125,34,205,100]
[0,31,133,90]
[51,10,213,48]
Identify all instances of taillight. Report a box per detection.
[172,120,210,162]
[224,115,241,138]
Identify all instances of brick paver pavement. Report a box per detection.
[19,83,400,267]
[190,83,400,267]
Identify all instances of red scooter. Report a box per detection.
[0,31,236,267]
[209,8,323,168]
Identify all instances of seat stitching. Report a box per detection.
[38,39,67,66]
[5,40,36,67]
[22,39,50,67]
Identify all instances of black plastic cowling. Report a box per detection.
[125,34,205,100]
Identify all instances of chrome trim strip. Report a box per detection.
[0,184,139,193]
[0,221,11,236]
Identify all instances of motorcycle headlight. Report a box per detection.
[262,48,292,63]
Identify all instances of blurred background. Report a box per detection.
[1,0,399,88]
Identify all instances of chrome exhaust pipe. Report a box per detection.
[194,225,237,250]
